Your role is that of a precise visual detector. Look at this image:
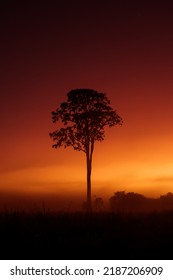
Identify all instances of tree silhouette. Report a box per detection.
[49,89,123,212]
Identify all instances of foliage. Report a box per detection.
[109,191,173,213]
[49,89,123,153]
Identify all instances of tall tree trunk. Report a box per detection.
[86,140,94,213]
[86,150,92,212]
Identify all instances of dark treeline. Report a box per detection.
[109,191,173,212]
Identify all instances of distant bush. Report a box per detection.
[109,191,173,213]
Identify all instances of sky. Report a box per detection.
[1,0,173,211]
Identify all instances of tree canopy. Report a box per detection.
[50,88,123,153]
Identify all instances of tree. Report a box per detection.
[49,88,123,212]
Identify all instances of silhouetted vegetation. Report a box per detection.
[1,207,173,259]
[50,89,123,211]
[109,191,173,212]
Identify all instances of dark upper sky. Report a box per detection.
[1,1,173,90]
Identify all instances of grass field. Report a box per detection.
[1,210,173,260]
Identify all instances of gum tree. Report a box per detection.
[49,89,123,212]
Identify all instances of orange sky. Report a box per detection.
[1,1,173,210]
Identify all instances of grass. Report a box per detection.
[0,210,173,260]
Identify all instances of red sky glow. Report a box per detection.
[1,1,173,210]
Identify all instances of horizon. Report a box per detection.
[0,183,172,213]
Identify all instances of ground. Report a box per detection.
[0,211,173,260]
